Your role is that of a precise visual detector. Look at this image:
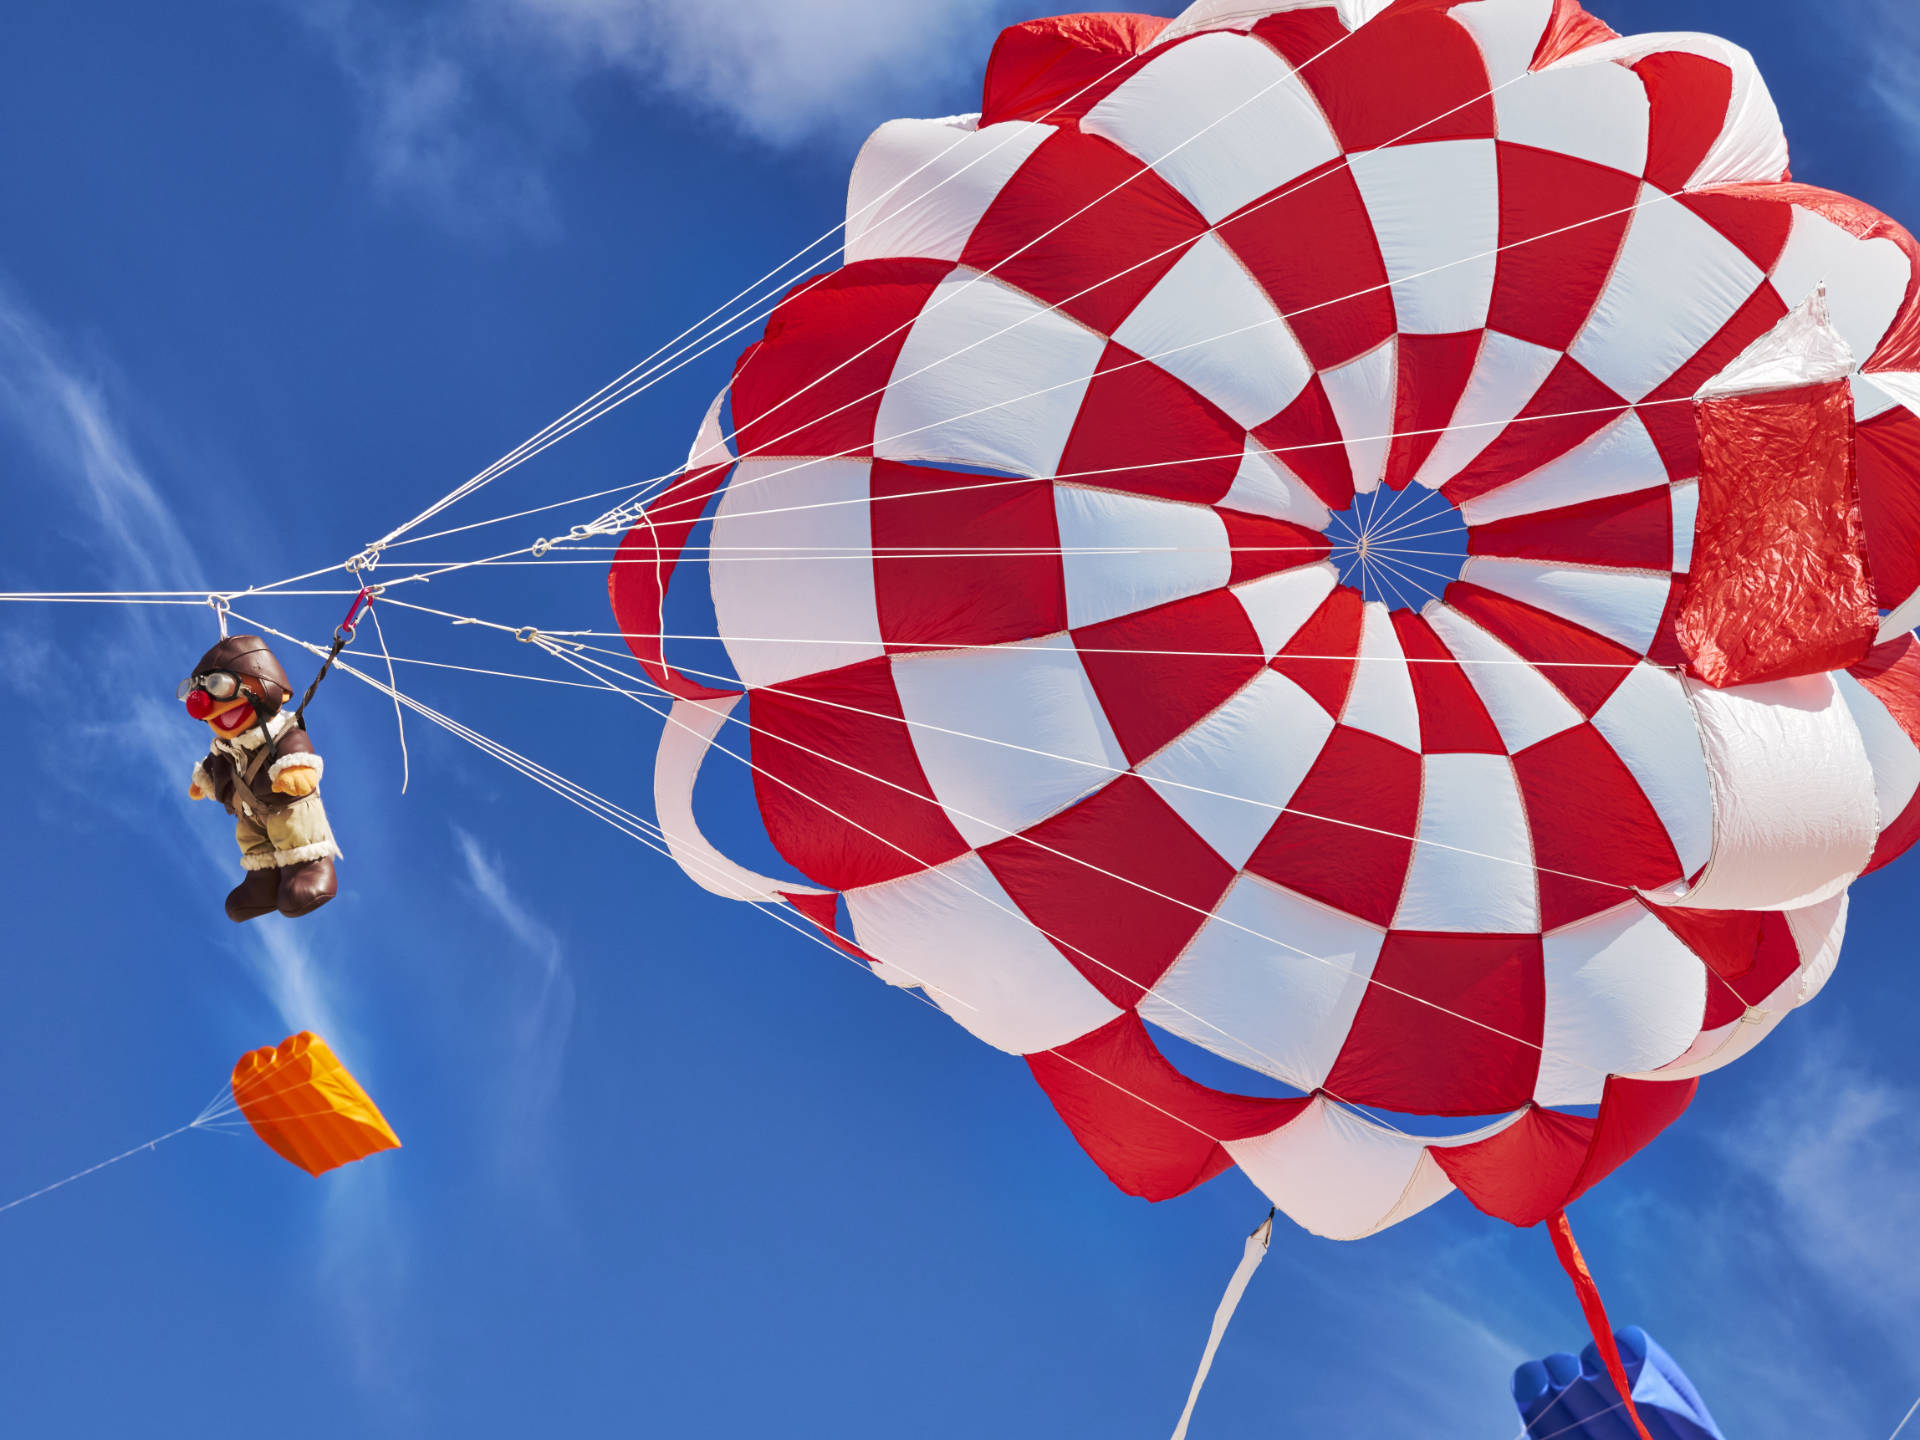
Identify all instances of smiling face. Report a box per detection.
[201,682,262,739]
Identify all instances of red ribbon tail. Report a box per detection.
[1547,1210,1655,1440]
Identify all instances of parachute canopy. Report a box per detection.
[1514,1327,1724,1440]
[233,1032,400,1176]
[615,0,1920,1240]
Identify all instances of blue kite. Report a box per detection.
[1514,1327,1723,1440]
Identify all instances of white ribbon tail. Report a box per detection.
[654,694,827,904]
[1644,673,1877,912]
[1170,1211,1275,1440]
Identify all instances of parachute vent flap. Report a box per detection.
[1677,295,1880,688]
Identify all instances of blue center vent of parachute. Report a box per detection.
[1325,483,1469,612]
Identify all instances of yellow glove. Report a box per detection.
[273,768,319,798]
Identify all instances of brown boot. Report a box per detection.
[226,867,282,923]
[277,857,337,918]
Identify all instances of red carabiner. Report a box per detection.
[338,586,373,639]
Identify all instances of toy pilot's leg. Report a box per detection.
[262,796,341,918]
[226,811,283,923]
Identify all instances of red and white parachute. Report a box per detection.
[612,0,1920,1241]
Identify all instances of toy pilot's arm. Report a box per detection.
[269,729,324,798]
[189,759,210,801]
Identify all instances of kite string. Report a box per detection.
[0,1125,196,1218]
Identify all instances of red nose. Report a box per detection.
[185,689,215,719]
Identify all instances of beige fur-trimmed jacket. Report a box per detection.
[192,712,325,820]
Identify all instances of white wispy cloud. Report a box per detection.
[319,1162,416,1406]
[1865,0,1920,144]
[278,0,562,240]
[0,298,203,595]
[454,826,576,1185]
[483,0,1020,144]
[1717,1027,1920,1319]
[273,0,1032,234]
[0,280,342,1039]
[0,274,413,1394]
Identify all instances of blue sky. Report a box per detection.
[1,2,1917,1435]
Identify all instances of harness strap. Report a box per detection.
[293,586,372,729]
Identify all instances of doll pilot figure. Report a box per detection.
[180,634,340,922]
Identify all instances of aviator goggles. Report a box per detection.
[178,670,267,720]
[177,670,246,704]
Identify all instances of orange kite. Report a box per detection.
[232,1032,400,1176]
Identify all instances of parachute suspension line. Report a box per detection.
[380,480,677,552]
[235,613,1443,1153]
[370,595,1666,927]
[0,385,1687,615]
[223,610,964,1019]
[349,52,1660,577]
[1364,484,1451,546]
[619,42,1503,532]
[527,21,1376,546]
[512,620,1605,1087]
[198,1055,391,1128]
[343,652,653,694]
[529,618,1663,907]
[612,393,1699,541]
[240,602,1534,1130]
[619,140,1673,545]
[355,42,1167,559]
[0,591,277,606]
[697,179,1687,535]
[1518,1399,1637,1440]
[377,546,1490,567]
[390,377,1682,568]
[1169,1211,1275,1440]
[1546,1212,1657,1440]
[258,384,1699,609]
[219,621,1395,1160]
[359,19,1454,565]
[393,621,1650,668]
[364,602,410,794]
